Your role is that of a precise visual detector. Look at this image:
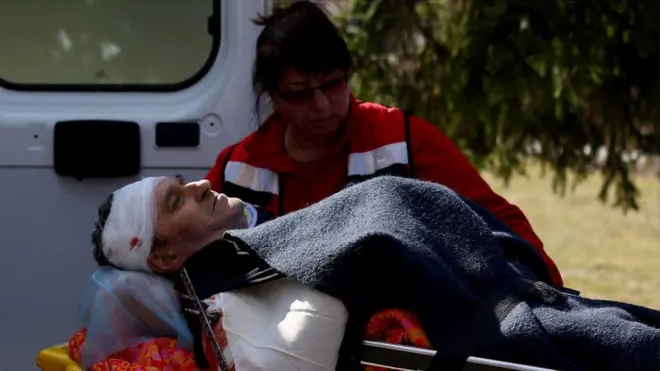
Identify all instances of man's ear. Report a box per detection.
[147,245,184,274]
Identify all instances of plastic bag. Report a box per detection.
[76,267,193,369]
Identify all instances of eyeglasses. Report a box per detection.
[275,76,348,105]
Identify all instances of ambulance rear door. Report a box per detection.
[0,1,267,368]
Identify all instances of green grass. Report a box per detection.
[482,167,660,309]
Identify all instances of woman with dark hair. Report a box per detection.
[204,1,563,286]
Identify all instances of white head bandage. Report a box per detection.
[101,176,167,272]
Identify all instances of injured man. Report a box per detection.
[77,175,660,371]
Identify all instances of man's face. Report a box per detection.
[147,177,246,273]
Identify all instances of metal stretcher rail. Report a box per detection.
[361,341,558,371]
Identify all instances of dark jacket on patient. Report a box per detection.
[178,176,660,371]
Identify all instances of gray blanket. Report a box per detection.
[222,176,660,370]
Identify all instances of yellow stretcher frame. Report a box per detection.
[36,343,82,371]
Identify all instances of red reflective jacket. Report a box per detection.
[206,99,563,286]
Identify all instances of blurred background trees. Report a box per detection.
[312,0,658,211]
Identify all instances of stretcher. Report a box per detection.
[37,268,557,371]
[179,269,556,371]
[36,340,557,371]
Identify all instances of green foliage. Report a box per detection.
[333,0,659,211]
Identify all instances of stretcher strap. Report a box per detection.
[179,268,230,371]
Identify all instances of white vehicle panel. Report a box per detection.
[0,1,267,368]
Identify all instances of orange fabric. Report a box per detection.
[363,309,432,371]
[68,309,430,371]
[68,329,202,371]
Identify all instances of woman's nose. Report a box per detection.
[311,89,330,110]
